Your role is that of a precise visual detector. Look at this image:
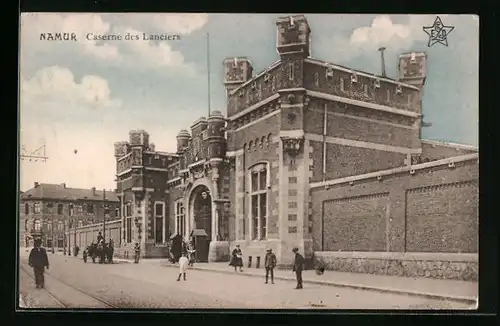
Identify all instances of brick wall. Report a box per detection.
[233,113,280,150]
[310,158,478,254]
[324,144,407,180]
[420,141,477,161]
[303,61,420,113]
[322,193,389,251]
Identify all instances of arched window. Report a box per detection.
[248,163,269,240]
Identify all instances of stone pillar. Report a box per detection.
[208,162,230,262]
[233,149,245,241]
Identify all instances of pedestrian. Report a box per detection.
[177,253,189,281]
[264,248,277,284]
[28,237,49,289]
[187,241,196,267]
[134,243,140,263]
[97,232,104,244]
[229,244,243,272]
[292,247,304,289]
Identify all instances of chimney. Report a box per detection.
[34,182,39,188]
[92,187,96,195]
[378,47,387,77]
[61,183,66,188]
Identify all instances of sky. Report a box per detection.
[19,13,479,192]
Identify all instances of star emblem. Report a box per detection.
[423,16,454,47]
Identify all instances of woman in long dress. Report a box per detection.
[229,244,243,272]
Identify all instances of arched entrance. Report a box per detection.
[189,185,212,262]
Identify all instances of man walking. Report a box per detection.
[28,238,49,289]
[292,247,304,289]
[177,253,189,281]
[134,243,140,264]
[264,248,277,284]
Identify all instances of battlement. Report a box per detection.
[129,130,150,148]
[276,15,311,57]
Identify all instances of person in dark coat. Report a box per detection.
[292,247,304,289]
[264,248,277,284]
[28,238,49,289]
[229,244,243,272]
[134,243,140,263]
[97,232,104,243]
[170,234,183,263]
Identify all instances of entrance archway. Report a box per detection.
[188,185,212,262]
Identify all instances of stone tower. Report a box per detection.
[222,57,253,97]
[206,110,226,160]
[398,52,428,89]
[176,129,191,153]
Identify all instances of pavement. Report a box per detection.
[159,261,477,304]
[18,253,476,309]
[31,251,478,305]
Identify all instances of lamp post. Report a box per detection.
[102,189,109,242]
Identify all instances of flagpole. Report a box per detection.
[207,32,211,117]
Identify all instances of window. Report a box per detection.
[387,89,391,102]
[57,204,63,215]
[24,220,28,231]
[249,163,269,240]
[34,202,41,213]
[339,78,344,92]
[126,217,132,243]
[87,204,94,214]
[69,204,74,216]
[314,72,319,86]
[175,200,185,237]
[24,203,29,214]
[47,222,52,231]
[78,220,83,228]
[58,221,64,231]
[125,202,132,217]
[155,202,165,244]
[34,219,41,231]
[289,63,294,81]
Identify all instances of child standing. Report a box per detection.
[177,253,189,281]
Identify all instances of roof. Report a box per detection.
[21,183,119,202]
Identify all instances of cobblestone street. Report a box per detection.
[18,253,475,309]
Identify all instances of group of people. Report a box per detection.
[82,232,115,264]
[229,244,305,289]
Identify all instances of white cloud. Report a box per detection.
[21,13,119,60]
[21,13,208,73]
[21,65,122,111]
[19,121,179,192]
[350,15,411,47]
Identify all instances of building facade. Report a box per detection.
[112,15,478,279]
[20,182,120,250]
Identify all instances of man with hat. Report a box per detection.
[28,237,49,289]
[292,247,304,289]
[264,248,277,284]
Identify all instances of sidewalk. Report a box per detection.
[161,261,478,304]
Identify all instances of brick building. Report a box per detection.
[112,15,478,279]
[20,182,120,251]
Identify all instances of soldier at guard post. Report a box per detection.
[28,237,49,289]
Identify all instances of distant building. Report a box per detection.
[111,15,478,281]
[20,182,120,250]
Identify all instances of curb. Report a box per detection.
[56,253,132,264]
[162,264,476,305]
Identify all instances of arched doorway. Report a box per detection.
[189,185,212,262]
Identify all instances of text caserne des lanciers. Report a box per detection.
[86,32,181,41]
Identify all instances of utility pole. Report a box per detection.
[206,32,211,117]
[103,189,108,242]
[20,139,49,162]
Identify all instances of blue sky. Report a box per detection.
[19,13,478,191]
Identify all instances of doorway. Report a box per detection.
[190,185,212,262]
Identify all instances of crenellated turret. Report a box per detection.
[398,52,428,89]
[129,130,150,148]
[223,57,253,97]
[176,129,191,153]
[207,110,227,159]
[276,15,311,57]
[114,141,130,159]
